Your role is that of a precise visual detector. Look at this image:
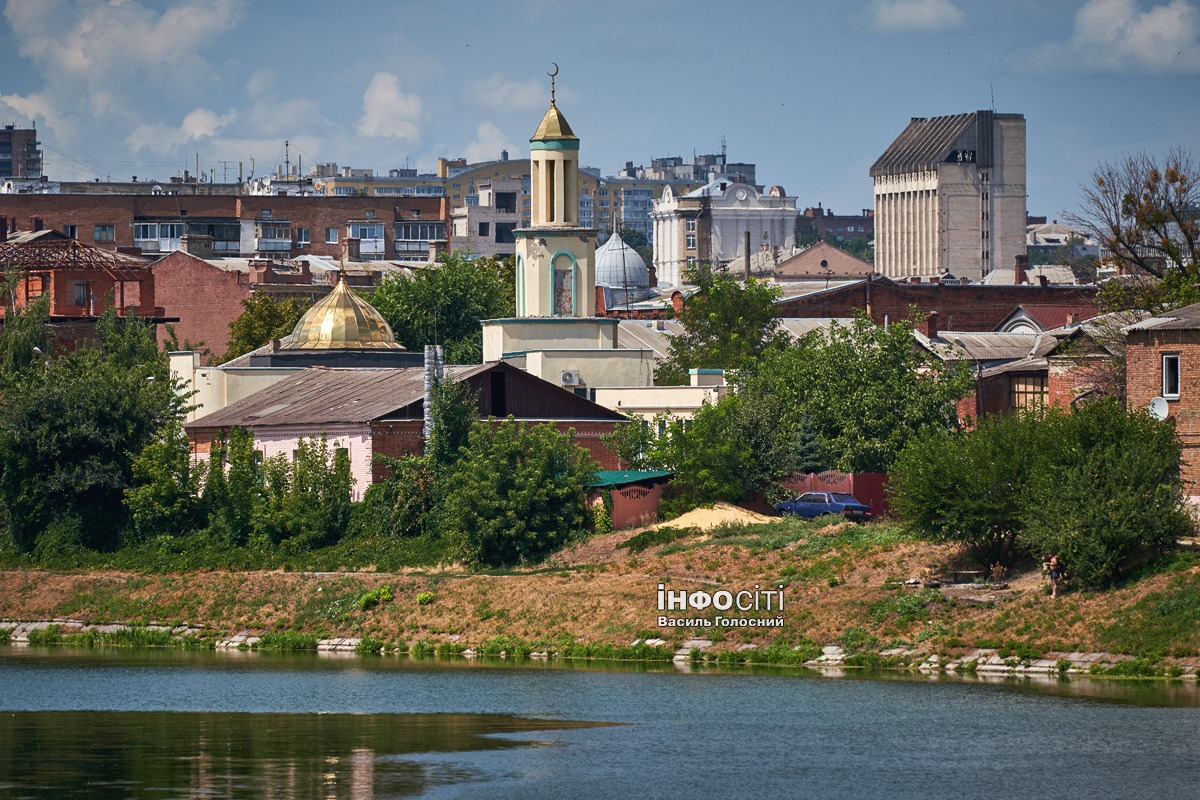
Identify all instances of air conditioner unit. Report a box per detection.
[560,370,582,387]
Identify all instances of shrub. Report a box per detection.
[416,591,434,606]
[356,585,394,612]
[440,418,597,567]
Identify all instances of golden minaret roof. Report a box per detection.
[281,272,405,350]
[530,64,578,142]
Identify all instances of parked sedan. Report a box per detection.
[775,491,872,522]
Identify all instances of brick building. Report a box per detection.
[0,193,447,262]
[184,362,625,497]
[0,228,166,346]
[797,204,874,243]
[1125,304,1200,496]
[773,275,1097,332]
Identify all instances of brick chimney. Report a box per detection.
[918,311,941,339]
[345,237,361,262]
[180,234,214,259]
[1014,254,1028,285]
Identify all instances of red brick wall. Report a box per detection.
[1126,329,1200,495]
[0,194,445,259]
[369,419,622,483]
[775,280,1099,332]
[152,251,251,358]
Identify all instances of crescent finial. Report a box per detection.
[548,62,559,78]
[547,63,558,104]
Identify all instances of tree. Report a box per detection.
[125,420,204,543]
[738,314,973,473]
[0,310,181,551]
[1066,147,1200,311]
[618,227,653,266]
[890,400,1189,586]
[650,391,809,505]
[370,251,514,363]
[655,265,789,385]
[890,412,1048,565]
[440,419,597,567]
[223,295,310,362]
[831,237,874,264]
[251,435,353,550]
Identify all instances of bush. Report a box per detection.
[440,418,597,567]
[356,585,394,612]
[891,400,1189,587]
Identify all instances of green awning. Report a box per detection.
[588,470,674,488]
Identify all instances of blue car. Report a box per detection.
[775,491,872,522]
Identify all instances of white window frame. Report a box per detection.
[325,227,338,244]
[1163,354,1181,400]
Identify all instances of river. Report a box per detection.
[1,647,1198,798]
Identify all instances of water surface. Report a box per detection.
[2,647,1198,799]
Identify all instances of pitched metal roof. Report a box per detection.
[871,113,976,177]
[589,469,673,487]
[186,364,492,429]
[914,330,1040,362]
[1124,301,1200,331]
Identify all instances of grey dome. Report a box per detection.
[595,230,649,289]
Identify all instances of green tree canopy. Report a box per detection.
[439,418,597,567]
[737,314,972,473]
[370,251,515,364]
[891,400,1189,587]
[223,295,310,362]
[655,265,789,385]
[0,309,182,552]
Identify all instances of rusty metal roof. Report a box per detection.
[1125,301,1200,331]
[187,364,493,429]
[915,330,1040,362]
[0,229,150,272]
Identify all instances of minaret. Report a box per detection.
[514,67,596,317]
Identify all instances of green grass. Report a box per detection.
[621,526,701,554]
[253,631,321,651]
[1098,573,1200,660]
[0,628,9,644]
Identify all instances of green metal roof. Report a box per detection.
[589,469,674,488]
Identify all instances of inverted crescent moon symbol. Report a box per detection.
[548,63,559,77]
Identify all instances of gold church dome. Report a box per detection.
[281,273,405,350]
[531,103,579,142]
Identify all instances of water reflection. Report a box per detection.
[0,710,607,799]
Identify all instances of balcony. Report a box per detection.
[255,239,292,253]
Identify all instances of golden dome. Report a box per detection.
[531,103,579,142]
[281,274,405,350]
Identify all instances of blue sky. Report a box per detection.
[1,0,1197,221]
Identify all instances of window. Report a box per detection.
[258,223,290,240]
[325,227,338,244]
[478,222,490,237]
[134,223,157,241]
[62,224,76,239]
[349,223,383,240]
[686,234,696,249]
[686,220,696,233]
[261,209,272,217]
[364,210,375,219]
[1009,375,1048,410]
[1163,354,1181,399]
[161,223,185,239]
[94,224,115,242]
[296,227,311,245]
[72,280,94,306]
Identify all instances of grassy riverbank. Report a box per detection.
[4,516,1200,674]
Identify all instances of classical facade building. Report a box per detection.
[870,110,1026,281]
[651,180,796,288]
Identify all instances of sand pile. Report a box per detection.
[648,502,775,531]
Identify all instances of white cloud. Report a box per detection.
[1018,0,1200,74]
[357,73,423,140]
[870,0,964,33]
[464,121,516,164]
[461,73,546,112]
[126,107,236,155]
[1,0,243,142]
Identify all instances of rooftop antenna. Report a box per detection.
[990,83,995,112]
[284,140,291,179]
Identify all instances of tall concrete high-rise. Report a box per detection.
[871,110,1026,281]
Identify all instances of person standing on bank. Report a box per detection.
[1044,554,1064,599]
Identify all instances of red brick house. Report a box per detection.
[0,228,167,346]
[1125,303,1200,496]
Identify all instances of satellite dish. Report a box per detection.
[1149,397,1169,420]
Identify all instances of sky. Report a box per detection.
[0,0,1198,221]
